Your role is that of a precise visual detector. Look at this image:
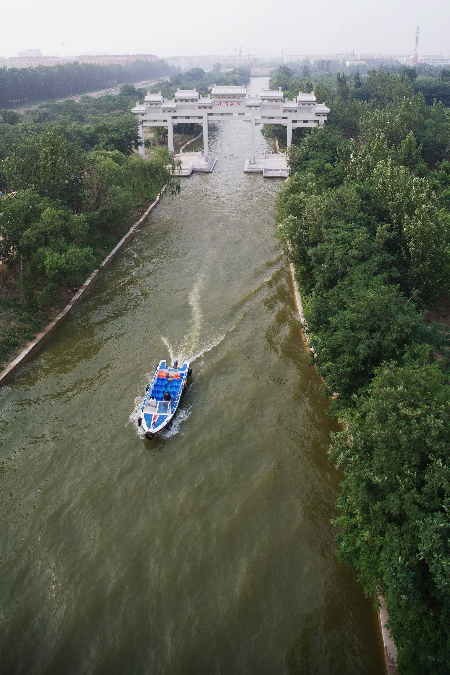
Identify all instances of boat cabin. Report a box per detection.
[143,398,171,416]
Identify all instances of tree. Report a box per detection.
[401,66,417,82]
[328,100,362,137]
[336,73,350,102]
[0,189,52,264]
[288,126,349,184]
[276,65,450,675]
[307,274,429,397]
[0,109,20,124]
[368,159,449,299]
[2,129,86,209]
[331,362,449,674]
[119,84,138,97]
[396,131,425,172]
[0,60,172,107]
[365,70,413,103]
[270,66,294,91]
[38,243,95,287]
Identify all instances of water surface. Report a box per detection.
[0,78,384,675]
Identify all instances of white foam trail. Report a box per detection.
[161,336,175,364]
[160,405,192,439]
[190,330,229,363]
[186,274,204,356]
[129,396,146,439]
[160,273,204,365]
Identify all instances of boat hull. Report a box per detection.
[138,359,190,438]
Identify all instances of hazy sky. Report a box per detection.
[1,0,449,58]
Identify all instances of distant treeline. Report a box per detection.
[0,59,173,107]
[270,64,450,107]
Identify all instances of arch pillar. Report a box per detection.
[250,114,256,164]
[287,120,293,148]
[202,114,209,155]
[167,118,174,153]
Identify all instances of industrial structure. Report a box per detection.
[131,85,329,177]
[413,26,420,65]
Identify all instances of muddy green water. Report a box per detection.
[0,79,384,675]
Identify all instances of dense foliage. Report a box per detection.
[276,69,450,673]
[0,59,172,107]
[0,86,177,365]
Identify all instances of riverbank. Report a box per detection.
[277,72,449,669]
[288,258,398,675]
[0,191,164,385]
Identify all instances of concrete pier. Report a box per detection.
[244,152,289,178]
[172,152,217,176]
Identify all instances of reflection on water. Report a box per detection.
[0,78,383,675]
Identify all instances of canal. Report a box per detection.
[0,78,384,675]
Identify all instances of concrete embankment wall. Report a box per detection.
[0,191,164,386]
[288,259,399,675]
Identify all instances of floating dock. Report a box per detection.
[244,152,289,178]
[172,152,217,176]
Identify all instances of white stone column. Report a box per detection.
[167,118,174,153]
[202,114,209,155]
[250,114,256,164]
[138,121,145,158]
[287,120,293,148]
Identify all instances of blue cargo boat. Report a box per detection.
[138,360,191,438]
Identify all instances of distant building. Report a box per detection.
[210,85,247,101]
[296,92,317,107]
[345,60,367,68]
[144,92,164,106]
[259,88,284,103]
[0,55,63,68]
[76,54,158,66]
[420,55,450,65]
[0,53,159,69]
[174,89,200,103]
[18,49,42,57]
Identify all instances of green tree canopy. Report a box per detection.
[2,129,85,209]
[331,362,449,674]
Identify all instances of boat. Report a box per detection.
[138,359,191,438]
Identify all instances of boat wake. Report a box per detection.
[160,405,192,439]
[186,273,204,356]
[160,266,251,370]
[161,336,175,365]
[132,272,246,440]
[129,397,146,439]
[161,317,240,370]
[160,272,205,366]
[190,327,234,363]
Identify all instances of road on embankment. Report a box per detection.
[0,78,384,675]
[12,78,163,112]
